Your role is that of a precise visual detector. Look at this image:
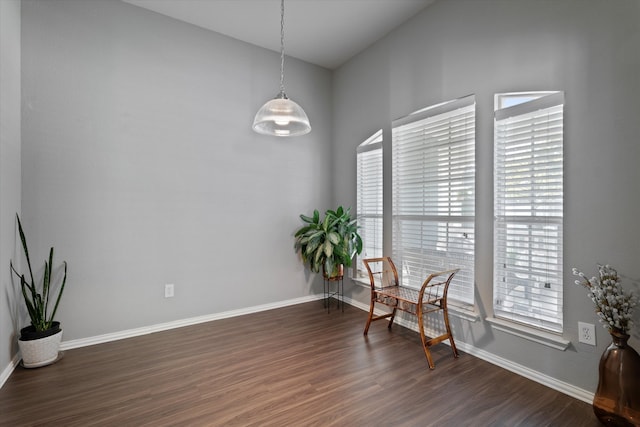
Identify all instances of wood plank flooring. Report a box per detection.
[0,301,600,426]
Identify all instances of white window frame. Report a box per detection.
[391,95,476,305]
[355,130,383,279]
[493,91,564,333]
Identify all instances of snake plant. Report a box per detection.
[10,214,67,332]
[294,206,362,277]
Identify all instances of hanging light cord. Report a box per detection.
[279,0,286,97]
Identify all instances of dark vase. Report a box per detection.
[592,331,640,426]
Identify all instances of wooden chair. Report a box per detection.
[362,257,459,369]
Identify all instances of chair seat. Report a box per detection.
[373,286,444,316]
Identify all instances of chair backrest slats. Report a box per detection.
[419,269,459,303]
[362,257,399,290]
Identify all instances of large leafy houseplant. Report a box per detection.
[10,214,67,333]
[294,206,362,277]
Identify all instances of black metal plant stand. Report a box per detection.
[324,274,344,313]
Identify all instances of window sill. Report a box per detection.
[351,276,371,287]
[486,317,570,351]
[448,305,480,323]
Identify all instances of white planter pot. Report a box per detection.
[18,329,63,368]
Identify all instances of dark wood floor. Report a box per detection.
[0,301,600,426]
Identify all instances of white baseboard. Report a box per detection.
[2,294,594,405]
[0,353,21,390]
[61,294,323,351]
[458,341,594,404]
[343,295,594,404]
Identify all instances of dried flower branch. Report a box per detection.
[572,264,637,335]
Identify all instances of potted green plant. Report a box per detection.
[10,214,67,368]
[294,206,362,278]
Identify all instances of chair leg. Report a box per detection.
[418,309,435,369]
[363,299,375,335]
[442,305,459,359]
[387,308,397,329]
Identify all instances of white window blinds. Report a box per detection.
[493,91,564,333]
[392,96,475,305]
[356,130,383,278]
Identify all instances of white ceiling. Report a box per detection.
[122,0,435,69]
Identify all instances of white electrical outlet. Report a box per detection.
[164,283,175,298]
[578,322,596,346]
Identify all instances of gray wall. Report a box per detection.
[18,0,332,341]
[0,0,22,376]
[333,0,640,392]
[5,0,640,397]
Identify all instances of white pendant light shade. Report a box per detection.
[253,92,311,137]
[253,0,310,137]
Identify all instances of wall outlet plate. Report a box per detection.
[164,283,174,298]
[578,321,596,346]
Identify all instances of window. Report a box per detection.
[493,91,564,333]
[391,95,475,305]
[356,130,383,278]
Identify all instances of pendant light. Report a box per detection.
[253,0,311,137]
